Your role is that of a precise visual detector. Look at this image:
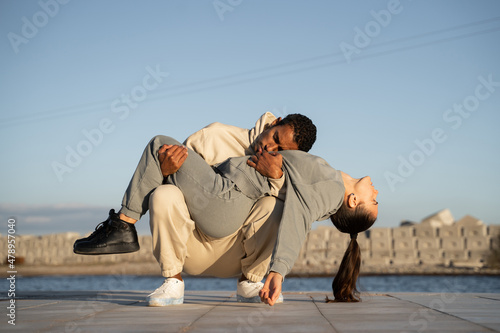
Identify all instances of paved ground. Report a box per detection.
[1,291,499,332]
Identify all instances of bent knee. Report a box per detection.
[150,135,180,147]
[149,185,185,207]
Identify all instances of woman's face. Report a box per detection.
[353,176,379,218]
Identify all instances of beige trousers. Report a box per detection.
[149,185,283,282]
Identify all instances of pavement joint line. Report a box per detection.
[37,292,144,332]
[310,293,339,333]
[386,293,498,332]
[18,301,60,310]
[476,295,500,302]
[178,292,236,332]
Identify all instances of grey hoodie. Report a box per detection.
[216,150,345,277]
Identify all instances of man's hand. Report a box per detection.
[158,144,188,177]
[247,149,283,179]
[259,271,283,306]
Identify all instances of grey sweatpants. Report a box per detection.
[121,135,256,238]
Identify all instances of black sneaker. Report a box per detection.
[73,209,140,255]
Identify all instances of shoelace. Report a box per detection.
[86,221,108,239]
[89,211,116,240]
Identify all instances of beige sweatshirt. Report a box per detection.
[183,112,285,195]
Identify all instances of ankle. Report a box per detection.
[238,274,248,282]
[170,273,183,282]
[118,213,137,224]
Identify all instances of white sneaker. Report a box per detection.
[236,280,283,303]
[147,278,184,306]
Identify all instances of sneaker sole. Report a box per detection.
[237,295,261,303]
[73,243,140,255]
[148,297,184,307]
[237,294,284,303]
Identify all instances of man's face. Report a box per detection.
[253,123,299,152]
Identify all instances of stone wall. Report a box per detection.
[292,210,500,275]
[2,209,499,274]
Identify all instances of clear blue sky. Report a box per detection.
[1,0,499,236]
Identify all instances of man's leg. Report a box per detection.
[182,196,284,303]
[147,184,193,306]
[75,135,251,254]
[73,135,170,255]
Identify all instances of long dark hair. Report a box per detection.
[326,202,377,302]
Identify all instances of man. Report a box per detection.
[73,112,317,304]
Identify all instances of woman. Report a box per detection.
[157,135,378,303]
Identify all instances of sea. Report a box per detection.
[3,275,500,293]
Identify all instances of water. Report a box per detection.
[4,275,500,293]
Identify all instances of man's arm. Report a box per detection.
[158,144,188,177]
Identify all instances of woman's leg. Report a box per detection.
[122,134,254,237]
[164,137,256,238]
[120,135,172,221]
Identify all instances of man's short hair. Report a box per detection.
[277,114,317,152]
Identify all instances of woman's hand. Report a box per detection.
[259,271,283,306]
[158,144,188,177]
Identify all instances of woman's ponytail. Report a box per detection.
[328,203,376,303]
[328,235,361,302]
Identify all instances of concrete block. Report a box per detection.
[419,249,444,264]
[305,250,327,266]
[463,224,487,237]
[468,250,489,264]
[489,224,500,237]
[394,237,417,251]
[356,232,370,252]
[442,238,465,251]
[316,225,335,236]
[392,226,415,238]
[417,237,441,250]
[297,245,308,259]
[369,250,392,261]
[392,250,419,265]
[443,250,467,261]
[325,251,344,266]
[328,228,347,239]
[308,228,330,243]
[466,236,491,250]
[414,225,438,238]
[439,224,462,238]
[326,237,349,253]
[371,238,392,252]
[306,239,327,251]
[369,227,392,239]
[366,255,392,266]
